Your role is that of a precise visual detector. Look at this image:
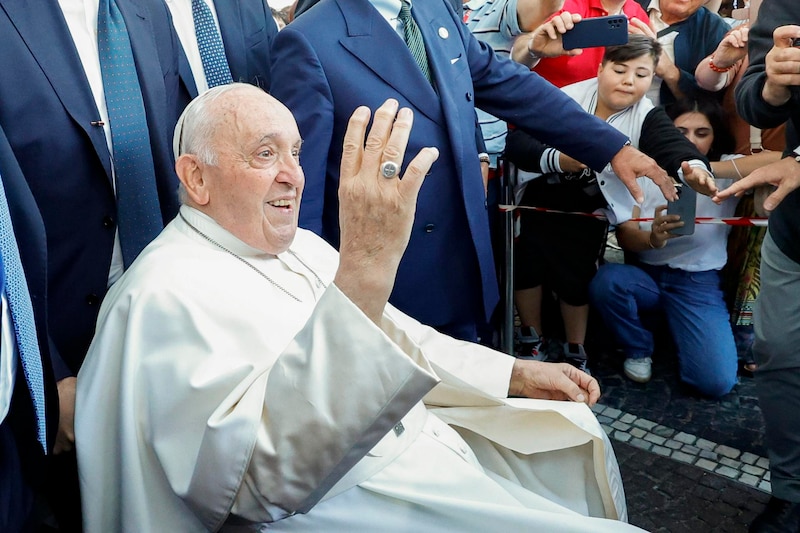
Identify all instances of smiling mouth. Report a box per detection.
[267,199,294,210]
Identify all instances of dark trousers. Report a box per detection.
[0,418,35,532]
[754,232,800,501]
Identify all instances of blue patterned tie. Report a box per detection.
[0,172,47,450]
[192,0,234,88]
[97,0,164,267]
[399,0,432,83]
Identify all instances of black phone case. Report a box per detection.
[666,185,696,236]
[562,15,629,51]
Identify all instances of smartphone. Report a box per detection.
[562,15,628,51]
[666,184,696,236]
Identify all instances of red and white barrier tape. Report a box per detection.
[497,204,768,227]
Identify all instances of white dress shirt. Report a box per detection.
[370,0,406,36]
[165,0,225,94]
[0,294,18,424]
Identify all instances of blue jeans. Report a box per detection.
[589,263,737,397]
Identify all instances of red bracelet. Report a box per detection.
[708,54,733,73]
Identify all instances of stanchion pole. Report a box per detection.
[499,157,515,356]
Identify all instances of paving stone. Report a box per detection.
[665,439,683,450]
[601,424,613,435]
[597,415,614,426]
[630,427,646,439]
[757,457,770,469]
[742,464,765,477]
[645,433,667,446]
[652,425,675,438]
[652,445,671,457]
[696,438,716,451]
[630,438,652,451]
[741,452,760,465]
[672,451,695,464]
[613,431,632,443]
[696,458,717,471]
[590,404,606,415]
[716,444,742,459]
[682,444,700,455]
[720,457,742,470]
[611,420,631,431]
[633,418,657,431]
[603,407,622,419]
[765,472,771,481]
[619,413,637,424]
[674,432,697,445]
[699,449,719,461]
[740,473,760,487]
[716,465,740,479]
[759,480,772,493]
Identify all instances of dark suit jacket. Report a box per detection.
[0,0,181,378]
[270,0,628,332]
[177,0,278,107]
[735,0,800,264]
[0,124,58,532]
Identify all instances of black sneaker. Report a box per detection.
[563,342,590,376]
[750,497,800,532]
[515,326,546,361]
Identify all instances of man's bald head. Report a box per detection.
[173,83,294,166]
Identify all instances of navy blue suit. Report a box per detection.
[0,4,181,526]
[0,126,57,533]
[270,0,627,338]
[177,0,278,107]
[0,0,181,378]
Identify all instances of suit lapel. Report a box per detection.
[177,40,199,99]
[1,0,112,181]
[216,1,246,81]
[415,0,468,177]
[336,0,443,125]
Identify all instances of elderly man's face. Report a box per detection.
[659,0,707,23]
[203,90,304,254]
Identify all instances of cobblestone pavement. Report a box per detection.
[588,342,771,532]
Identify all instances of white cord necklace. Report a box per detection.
[180,212,326,302]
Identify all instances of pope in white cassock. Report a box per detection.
[75,84,644,532]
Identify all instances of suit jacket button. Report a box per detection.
[465,92,473,101]
[424,223,435,233]
[102,215,115,229]
[86,293,100,306]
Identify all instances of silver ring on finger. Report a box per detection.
[380,161,400,179]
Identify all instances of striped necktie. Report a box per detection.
[97,0,164,267]
[192,0,234,88]
[399,0,432,83]
[0,172,47,450]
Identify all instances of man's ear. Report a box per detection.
[176,154,210,205]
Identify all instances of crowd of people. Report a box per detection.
[1,0,799,531]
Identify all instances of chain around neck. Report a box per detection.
[179,212,326,302]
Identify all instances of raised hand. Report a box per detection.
[334,99,439,322]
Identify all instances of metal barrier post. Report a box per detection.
[499,157,515,355]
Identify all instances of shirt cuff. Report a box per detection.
[539,148,563,174]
